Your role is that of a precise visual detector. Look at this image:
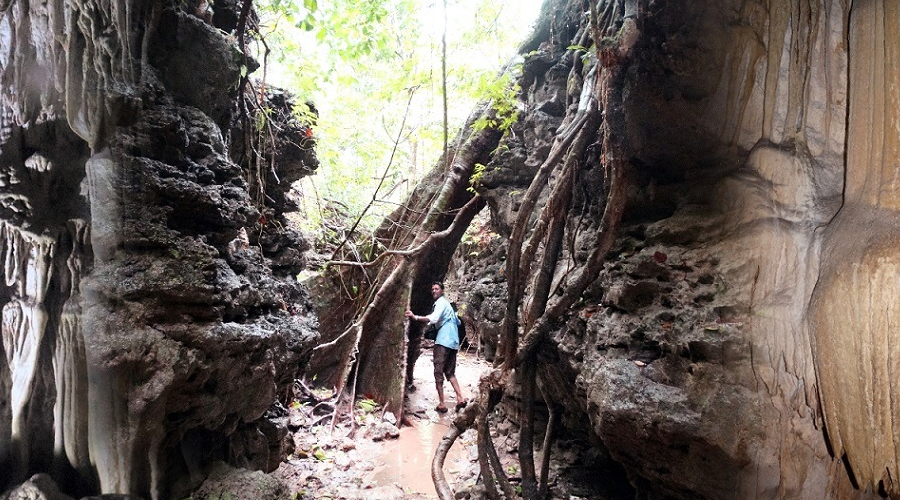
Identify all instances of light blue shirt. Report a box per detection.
[426,296,459,350]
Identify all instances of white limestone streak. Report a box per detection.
[24,153,51,172]
[0,222,54,448]
[52,219,90,473]
[84,150,133,496]
[0,217,95,482]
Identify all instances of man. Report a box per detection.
[405,282,466,413]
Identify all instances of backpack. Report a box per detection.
[424,323,438,341]
[456,314,467,347]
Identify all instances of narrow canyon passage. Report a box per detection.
[6,0,900,499]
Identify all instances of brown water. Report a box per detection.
[367,349,488,496]
[368,418,472,495]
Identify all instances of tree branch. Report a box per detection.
[325,195,483,269]
[331,87,419,259]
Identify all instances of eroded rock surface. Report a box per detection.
[0,1,317,499]
[448,0,898,498]
[191,462,291,500]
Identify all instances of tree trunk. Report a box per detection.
[304,94,504,416]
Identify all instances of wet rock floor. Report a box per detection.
[274,345,620,500]
[275,346,490,499]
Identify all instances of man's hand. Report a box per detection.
[405,310,415,319]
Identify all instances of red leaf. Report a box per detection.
[653,251,668,263]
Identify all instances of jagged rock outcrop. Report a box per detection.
[448,0,900,499]
[0,473,143,500]
[189,462,290,500]
[0,1,317,499]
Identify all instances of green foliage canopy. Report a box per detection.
[254,0,542,238]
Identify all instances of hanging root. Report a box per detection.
[538,383,558,499]
[519,357,538,498]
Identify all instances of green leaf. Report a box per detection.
[253,0,539,236]
[357,398,378,412]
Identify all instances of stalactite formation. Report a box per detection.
[810,2,900,496]
[0,1,318,499]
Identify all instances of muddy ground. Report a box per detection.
[273,344,615,500]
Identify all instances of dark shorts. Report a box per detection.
[432,344,458,384]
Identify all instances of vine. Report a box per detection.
[431,2,633,499]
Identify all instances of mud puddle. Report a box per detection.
[368,418,471,494]
[367,348,488,496]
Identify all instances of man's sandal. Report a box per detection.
[435,405,448,413]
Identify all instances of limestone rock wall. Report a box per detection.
[810,2,900,496]
[451,0,900,498]
[0,1,317,499]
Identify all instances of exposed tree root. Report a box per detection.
[538,383,558,499]
[499,105,595,369]
[516,122,627,365]
[466,3,635,499]
[433,403,479,500]
[480,373,517,500]
[519,357,539,497]
[433,424,463,500]
[432,370,515,500]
